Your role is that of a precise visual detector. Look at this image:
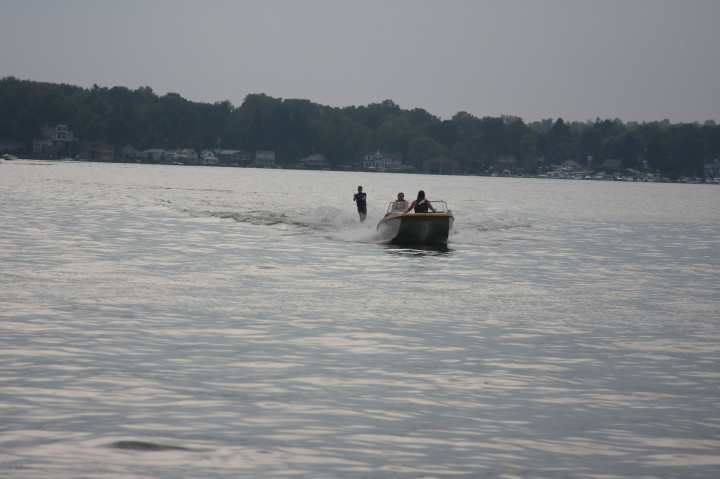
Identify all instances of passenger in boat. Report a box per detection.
[405,190,436,213]
[353,185,367,220]
[390,192,409,212]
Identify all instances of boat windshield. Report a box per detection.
[385,200,449,213]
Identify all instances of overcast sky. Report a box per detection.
[2,0,719,124]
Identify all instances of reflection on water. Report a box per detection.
[381,243,453,256]
[1,161,719,478]
[108,440,192,451]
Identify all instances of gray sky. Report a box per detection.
[2,0,719,123]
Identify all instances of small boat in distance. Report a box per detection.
[2,154,19,161]
[377,200,454,245]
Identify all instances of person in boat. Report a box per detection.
[390,192,409,212]
[353,185,367,220]
[404,190,436,213]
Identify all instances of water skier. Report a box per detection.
[353,186,367,221]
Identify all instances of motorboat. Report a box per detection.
[2,154,18,161]
[377,200,454,244]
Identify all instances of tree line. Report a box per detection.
[1,76,719,178]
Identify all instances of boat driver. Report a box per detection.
[404,190,436,213]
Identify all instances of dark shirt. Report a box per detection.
[414,199,428,213]
[354,192,366,208]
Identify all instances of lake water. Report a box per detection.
[1,159,719,478]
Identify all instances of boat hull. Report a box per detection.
[377,213,454,245]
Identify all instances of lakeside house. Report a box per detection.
[171,149,199,164]
[79,141,115,161]
[215,149,253,167]
[561,160,581,171]
[492,154,517,175]
[32,123,77,158]
[424,156,460,175]
[363,150,410,172]
[255,150,276,167]
[121,148,275,167]
[199,150,219,166]
[302,153,327,168]
[704,159,720,178]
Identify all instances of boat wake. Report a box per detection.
[199,210,289,226]
[180,205,531,246]
[191,206,378,237]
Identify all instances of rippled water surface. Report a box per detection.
[1,160,719,478]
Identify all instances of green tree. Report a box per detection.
[424,120,457,149]
[519,133,538,172]
[546,118,573,163]
[1,76,718,177]
[375,115,421,153]
[449,141,473,171]
[406,136,448,166]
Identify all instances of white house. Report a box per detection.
[199,150,219,166]
[302,153,326,168]
[175,149,198,164]
[363,150,404,170]
[42,124,74,142]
